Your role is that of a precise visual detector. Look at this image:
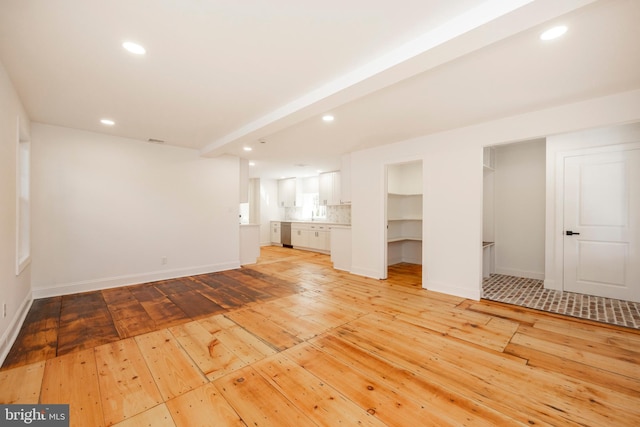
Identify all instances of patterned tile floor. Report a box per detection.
[482,274,640,329]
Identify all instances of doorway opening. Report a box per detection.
[385,160,423,288]
[481,130,640,329]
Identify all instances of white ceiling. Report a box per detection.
[1,0,639,179]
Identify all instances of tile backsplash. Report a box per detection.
[284,204,351,224]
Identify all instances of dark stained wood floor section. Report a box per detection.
[1,246,639,426]
[3,264,300,368]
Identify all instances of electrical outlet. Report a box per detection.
[161,256,167,265]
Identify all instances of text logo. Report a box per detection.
[0,405,69,426]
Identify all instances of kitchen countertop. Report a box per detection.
[272,220,350,226]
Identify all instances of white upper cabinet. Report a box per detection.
[319,171,342,206]
[278,177,297,207]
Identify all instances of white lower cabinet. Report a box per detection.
[309,225,329,251]
[291,223,331,253]
[271,221,281,245]
[291,225,310,248]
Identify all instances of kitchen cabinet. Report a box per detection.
[291,222,331,253]
[278,177,297,207]
[291,223,310,248]
[319,171,342,206]
[309,224,330,251]
[271,221,281,245]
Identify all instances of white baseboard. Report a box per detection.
[0,292,33,367]
[544,279,561,291]
[350,266,384,280]
[424,279,481,301]
[32,262,240,299]
[494,267,545,280]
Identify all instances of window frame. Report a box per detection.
[16,117,31,275]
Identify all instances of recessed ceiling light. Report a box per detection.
[122,41,146,55]
[100,118,115,126]
[249,162,256,166]
[540,25,567,41]
[322,115,334,122]
[243,147,252,152]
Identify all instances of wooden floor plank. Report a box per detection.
[113,314,157,339]
[338,316,639,426]
[166,383,245,427]
[0,361,45,404]
[40,348,105,427]
[214,365,316,427]
[505,342,640,397]
[330,317,573,426]
[56,313,120,356]
[532,318,640,351]
[166,290,226,319]
[309,334,521,426]
[284,342,459,427]
[224,308,302,351]
[199,314,278,362]
[135,329,208,401]
[111,404,175,427]
[94,338,163,426]
[250,302,329,340]
[107,299,150,322]
[169,321,247,381]
[139,297,190,329]
[207,324,278,364]
[510,327,640,379]
[3,246,640,426]
[253,352,388,427]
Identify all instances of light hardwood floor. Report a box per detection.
[1,246,639,426]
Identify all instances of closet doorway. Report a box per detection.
[481,139,546,291]
[384,160,423,287]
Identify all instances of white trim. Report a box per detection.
[0,292,33,367]
[425,279,481,301]
[32,262,240,299]
[350,266,383,280]
[15,116,31,275]
[495,267,545,280]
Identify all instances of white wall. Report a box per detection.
[493,139,546,279]
[387,161,422,194]
[260,178,279,245]
[0,62,33,364]
[545,121,640,291]
[30,124,241,298]
[351,89,640,300]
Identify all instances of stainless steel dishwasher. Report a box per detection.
[280,222,292,248]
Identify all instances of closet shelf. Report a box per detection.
[388,236,422,243]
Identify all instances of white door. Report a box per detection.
[563,148,640,301]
